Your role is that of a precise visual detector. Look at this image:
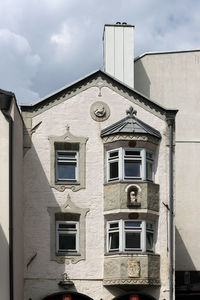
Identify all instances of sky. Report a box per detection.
[0,0,200,104]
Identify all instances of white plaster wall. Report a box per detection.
[104,25,134,88]
[0,112,10,300]
[24,84,170,300]
[135,51,200,270]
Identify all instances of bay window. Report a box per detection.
[107,220,154,253]
[107,148,154,182]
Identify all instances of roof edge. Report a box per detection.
[134,49,200,62]
[20,69,178,118]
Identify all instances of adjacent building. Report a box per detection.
[134,47,200,299]
[0,89,24,300]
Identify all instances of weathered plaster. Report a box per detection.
[103,254,160,286]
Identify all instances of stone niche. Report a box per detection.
[104,182,159,212]
[103,254,160,286]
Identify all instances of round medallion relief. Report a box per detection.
[90,101,110,122]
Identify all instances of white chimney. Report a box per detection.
[103,23,134,88]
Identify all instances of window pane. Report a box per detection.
[125,232,141,249]
[109,222,119,229]
[57,163,76,179]
[124,160,141,177]
[59,233,76,250]
[146,232,154,250]
[146,152,153,160]
[146,161,153,180]
[125,150,140,156]
[125,221,141,228]
[109,151,119,158]
[110,161,118,179]
[109,232,119,250]
[59,223,76,229]
[58,152,76,159]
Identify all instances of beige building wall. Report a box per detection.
[0,111,10,300]
[134,50,200,270]
[23,81,171,300]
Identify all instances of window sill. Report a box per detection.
[55,181,80,185]
[104,251,155,256]
[104,180,153,186]
[56,252,81,256]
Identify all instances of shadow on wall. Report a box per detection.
[0,224,9,298]
[175,227,196,271]
[24,135,78,299]
[134,60,151,98]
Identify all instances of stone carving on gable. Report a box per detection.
[90,101,110,122]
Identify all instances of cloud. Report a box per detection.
[0,0,200,103]
[0,29,40,102]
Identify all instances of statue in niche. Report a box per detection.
[127,186,141,208]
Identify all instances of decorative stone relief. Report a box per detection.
[103,278,160,286]
[102,134,159,145]
[90,101,110,122]
[128,260,140,278]
[126,184,141,208]
[47,194,89,264]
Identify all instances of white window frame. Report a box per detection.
[56,221,79,254]
[107,148,154,182]
[107,220,154,253]
[56,150,78,183]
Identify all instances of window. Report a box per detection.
[56,221,79,254]
[55,142,79,184]
[56,150,78,182]
[107,220,154,253]
[48,194,89,263]
[49,128,88,192]
[107,148,154,182]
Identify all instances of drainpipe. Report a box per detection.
[167,116,175,300]
[0,92,13,300]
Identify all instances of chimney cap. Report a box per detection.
[104,23,135,29]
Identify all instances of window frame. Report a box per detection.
[56,149,79,183]
[107,220,154,253]
[49,128,88,192]
[107,148,154,182]
[56,220,79,255]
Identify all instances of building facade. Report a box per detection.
[5,22,200,300]
[21,54,176,299]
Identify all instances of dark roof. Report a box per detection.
[101,106,161,139]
